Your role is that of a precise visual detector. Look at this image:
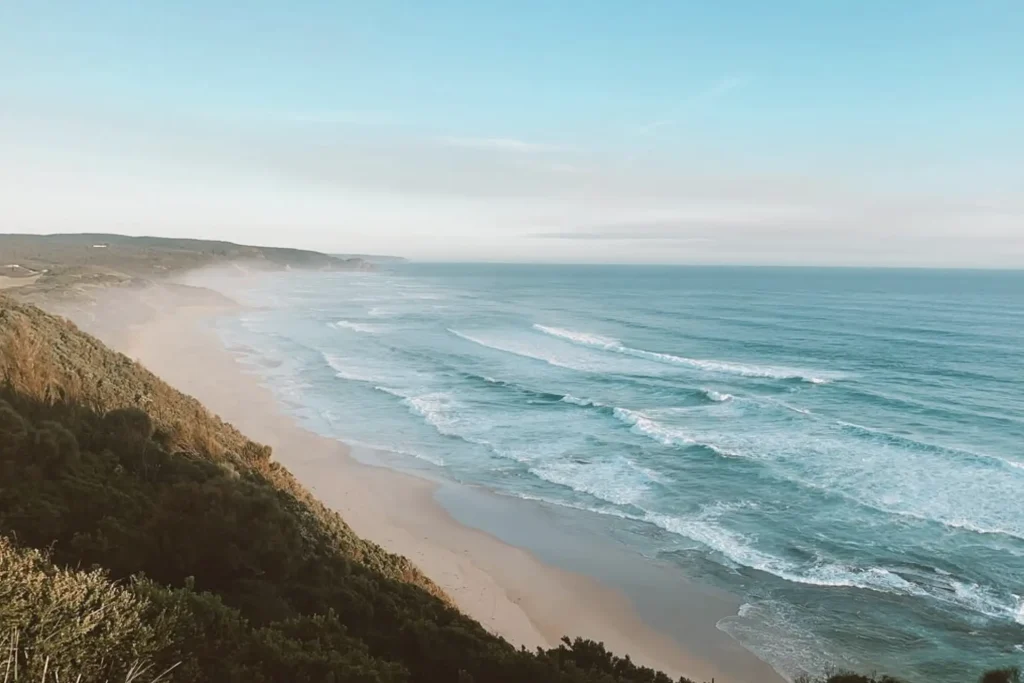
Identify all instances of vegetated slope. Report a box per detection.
[0,296,695,683]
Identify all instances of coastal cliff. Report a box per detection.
[0,295,696,682]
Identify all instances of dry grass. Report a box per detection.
[0,295,449,604]
[1,631,180,683]
[0,298,246,460]
[0,318,76,404]
[0,540,177,683]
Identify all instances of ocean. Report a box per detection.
[202,264,1024,682]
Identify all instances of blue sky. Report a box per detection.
[1,1,1022,264]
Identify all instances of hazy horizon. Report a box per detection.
[2,2,1022,267]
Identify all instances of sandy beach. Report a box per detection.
[61,283,783,683]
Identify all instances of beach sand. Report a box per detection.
[61,283,783,683]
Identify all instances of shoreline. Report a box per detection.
[64,284,783,683]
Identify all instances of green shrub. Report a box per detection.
[0,538,174,681]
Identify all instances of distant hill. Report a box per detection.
[0,233,371,301]
[333,253,408,263]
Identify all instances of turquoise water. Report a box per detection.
[208,265,1024,681]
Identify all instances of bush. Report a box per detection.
[0,538,174,681]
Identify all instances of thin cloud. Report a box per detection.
[546,162,590,174]
[533,231,716,243]
[635,75,748,135]
[281,110,400,125]
[435,136,558,152]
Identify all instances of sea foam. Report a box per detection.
[944,581,1024,624]
[530,459,649,507]
[402,392,460,435]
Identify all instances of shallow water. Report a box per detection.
[203,265,1024,681]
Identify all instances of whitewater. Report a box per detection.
[206,264,1024,682]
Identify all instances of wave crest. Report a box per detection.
[613,407,693,446]
[561,394,602,407]
[647,509,927,595]
[612,408,741,456]
[701,388,734,402]
[449,328,579,370]
[533,325,620,348]
[322,353,379,383]
[331,320,383,334]
[533,324,834,383]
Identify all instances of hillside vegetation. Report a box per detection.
[0,233,370,302]
[0,295,1016,683]
[0,296,696,682]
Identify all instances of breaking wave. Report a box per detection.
[533,324,835,383]
[561,394,602,407]
[448,329,580,370]
[701,388,735,402]
[331,320,384,334]
[611,408,742,456]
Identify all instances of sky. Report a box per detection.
[1,1,1022,266]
